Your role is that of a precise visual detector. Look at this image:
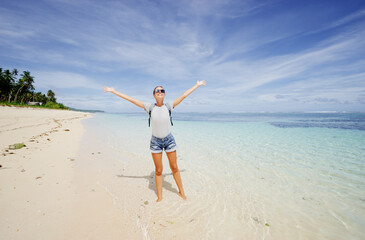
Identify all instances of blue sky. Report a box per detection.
[1,0,364,112]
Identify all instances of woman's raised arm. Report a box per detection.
[173,80,206,108]
[103,87,144,109]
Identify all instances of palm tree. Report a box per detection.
[0,68,4,101]
[42,93,48,104]
[22,91,34,104]
[7,69,18,102]
[33,92,41,102]
[32,92,45,103]
[14,71,34,103]
[0,68,18,102]
[47,90,56,102]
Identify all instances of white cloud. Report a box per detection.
[328,9,365,28]
[178,0,268,18]
[204,23,365,93]
[1,0,364,112]
[34,71,103,90]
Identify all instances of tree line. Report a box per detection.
[0,67,67,109]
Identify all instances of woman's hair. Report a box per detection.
[153,86,164,95]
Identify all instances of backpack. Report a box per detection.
[148,103,173,127]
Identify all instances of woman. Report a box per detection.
[103,80,206,202]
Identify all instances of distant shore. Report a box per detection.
[0,103,104,113]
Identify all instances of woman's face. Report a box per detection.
[154,87,165,101]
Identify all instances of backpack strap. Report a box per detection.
[164,103,173,126]
[148,103,155,127]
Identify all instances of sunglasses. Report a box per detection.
[155,89,165,93]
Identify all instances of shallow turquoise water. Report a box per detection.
[82,112,365,239]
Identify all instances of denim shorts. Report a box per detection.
[150,133,177,153]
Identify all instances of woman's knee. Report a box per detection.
[155,168,163,176]
[170,164,179,173]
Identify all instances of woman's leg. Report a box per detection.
[166,150,186,200]
[152,152,163,202]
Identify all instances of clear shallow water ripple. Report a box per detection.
[84,112,365,239]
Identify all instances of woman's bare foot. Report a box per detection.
[179,192,187,200]
[156,198,162,202]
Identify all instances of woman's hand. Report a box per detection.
[196,80,206,86]
[103,86,115,93]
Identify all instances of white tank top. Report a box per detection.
[144,102,173,138]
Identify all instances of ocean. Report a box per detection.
[78,112,365,239]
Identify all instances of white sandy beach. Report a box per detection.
[0,106,142,239]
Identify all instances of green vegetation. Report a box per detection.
[9,143,26,150]
[0,67,68,110]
